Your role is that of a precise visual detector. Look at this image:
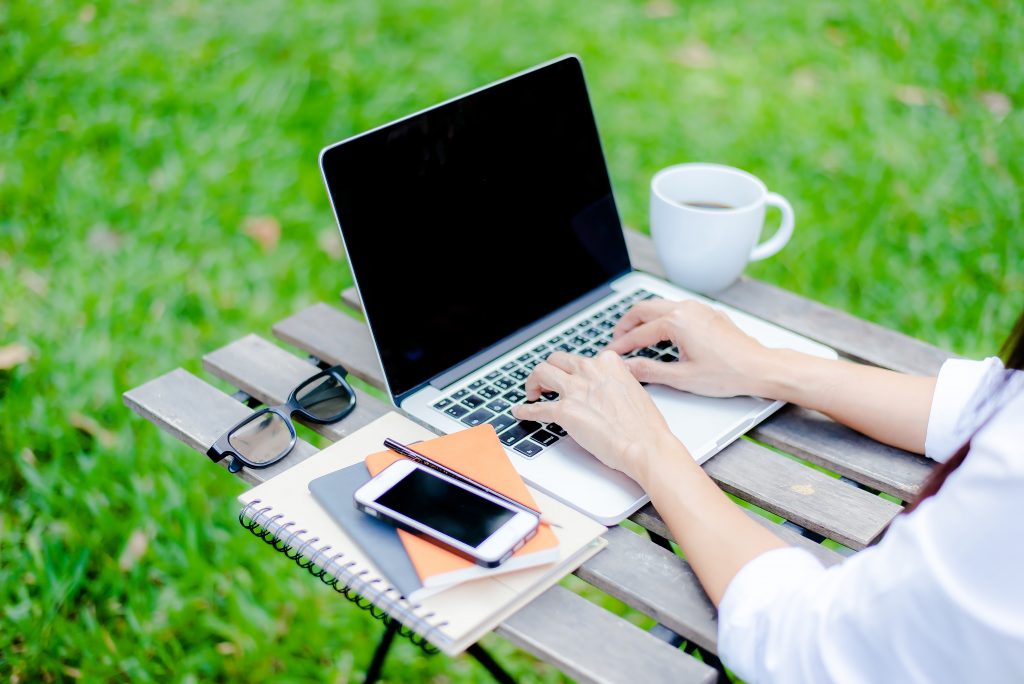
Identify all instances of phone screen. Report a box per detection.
[375,468,517,547]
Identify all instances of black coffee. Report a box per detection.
[678,200,734,210]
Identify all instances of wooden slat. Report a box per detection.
[338,283,935,500]
[274,303,900,549]
[272,304,383,389]
[702,439,899,549]
[575,525,718,651]
[202,334,391,443]
[496,584,717,684]
[122,368,322,488]
[630,503,843,568]
[751,406,932,501]
[282,302,388,384]
[621,228,953,375]
[123,369,715,683]
[342,287,361,311]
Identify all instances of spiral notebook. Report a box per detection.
[237,411,608,656]
[360,424,563,592]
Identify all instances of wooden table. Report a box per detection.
[124,228,951,684]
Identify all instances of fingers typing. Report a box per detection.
[625,356,682,385]
[612,299,676,338]
[606,318,672,355]
[524,361,571,400]
[512,400,559,423]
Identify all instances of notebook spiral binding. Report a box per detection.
[239,498,447,655]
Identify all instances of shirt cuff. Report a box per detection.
[924,356,1004,462]
[717,547,825,680]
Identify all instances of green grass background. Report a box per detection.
[2,0,1021,681]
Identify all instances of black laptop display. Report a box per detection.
[320,56,631,400]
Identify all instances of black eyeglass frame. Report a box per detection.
[206,365,356,474]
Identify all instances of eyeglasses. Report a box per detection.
[207,365,356,473]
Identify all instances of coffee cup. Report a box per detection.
[649,163,794,294]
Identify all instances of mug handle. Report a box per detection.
[749,192,794,261]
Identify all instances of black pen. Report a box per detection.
[383,437,561,528]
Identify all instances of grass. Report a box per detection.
[1,0,1021,681]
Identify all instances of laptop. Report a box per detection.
[319,55,837,524]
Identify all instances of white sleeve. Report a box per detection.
[924,356,1004,462]
[717,381,1024,684]
[716,547,828,682]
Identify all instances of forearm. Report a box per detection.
[637,435,787,606]
[753,349,936,454]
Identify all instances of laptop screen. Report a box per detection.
[320,56,630,399]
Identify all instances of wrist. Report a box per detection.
[746,347,789,399]
[626,430,695,491]
[748,347,824,405]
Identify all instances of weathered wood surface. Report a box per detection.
[274,302,899,548]
[201,334,727,651]
[621,228,954,375]
[752,406,932,501]
[123,367,715,683]
[497,584,717,684]
[575,525,718,651]
[202,333,391,443]
[702,439,900,549]
[341,286,363,312]
[273,304,383,388]
[123,368,320,488]
[630,503,843,568]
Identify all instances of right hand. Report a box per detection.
[513,350,684,485]
[605,298,774,398]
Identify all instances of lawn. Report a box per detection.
[1,0,1021,681]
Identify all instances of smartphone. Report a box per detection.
[353,460,540,568]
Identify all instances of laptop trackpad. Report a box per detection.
[645,384,769,457]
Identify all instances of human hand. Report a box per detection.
[511,350,687,485]
[606,298,773,398]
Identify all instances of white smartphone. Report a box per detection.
[353,460,540,568]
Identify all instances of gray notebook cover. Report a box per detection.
[308,463,422,599]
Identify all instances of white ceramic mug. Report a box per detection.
[649,163,794,294]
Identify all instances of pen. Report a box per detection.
[383,437,562,528]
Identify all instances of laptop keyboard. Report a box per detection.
[431,288,679,459]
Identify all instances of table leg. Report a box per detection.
[466,643,515,684]
[364,620,400,684]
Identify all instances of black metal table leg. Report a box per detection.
[466,643,516,684]
[364,619,400,684]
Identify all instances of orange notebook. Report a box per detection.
[365,424,560,589]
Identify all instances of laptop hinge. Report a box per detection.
[427,282,619,391]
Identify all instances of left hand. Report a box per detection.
[511,350,686,485]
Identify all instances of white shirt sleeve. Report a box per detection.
[716,360,1024,684]
[924,356,1004,462]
